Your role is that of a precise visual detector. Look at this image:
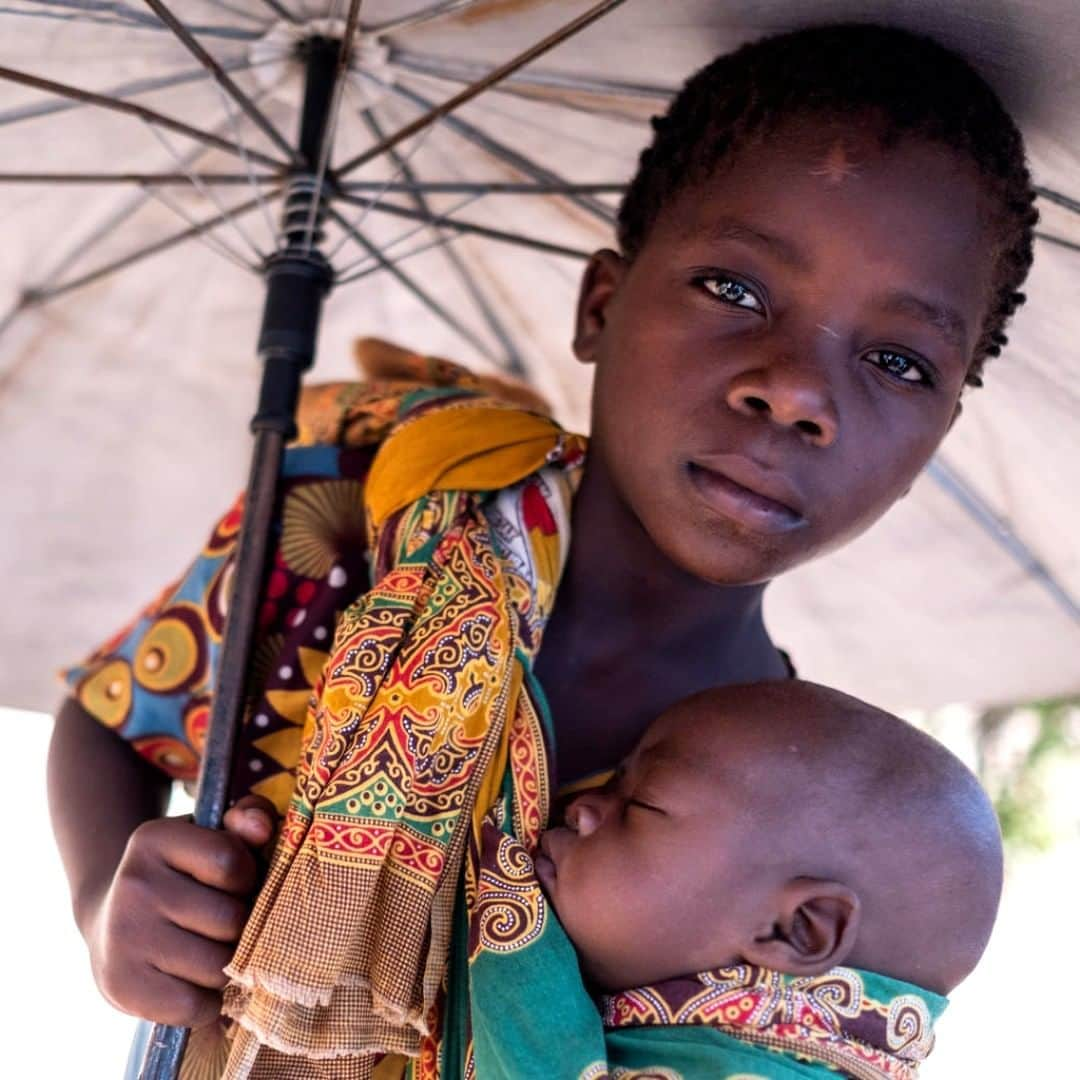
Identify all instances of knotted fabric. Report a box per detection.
[220,357,584,1075]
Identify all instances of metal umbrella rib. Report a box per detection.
[1,97,283,329]
[256,0,300,24]
[385,45,674,102]
[335,192,594,260]
[363,0,482,36]
[0,171,279,183]
[203,0,270,25]
[326,203,497,361]
[927,456,1080,622]
[382,79,617,226]
[0,55,261,128]
[359,105,527,374]
[10,0,264,38]
[1036,185,1080,216]
[341,180,626,195]
[1038,231,1080,255]
[141,0,301,164]
[334,0,629,177]
[0,64,289,169]
[22,189,273,304]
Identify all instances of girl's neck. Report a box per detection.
[549,457,771,653]
[534,457,787,784]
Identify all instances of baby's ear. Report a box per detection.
[572,249,626,366]
[743,879,860,975]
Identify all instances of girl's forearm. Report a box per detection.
[47,696,171,937]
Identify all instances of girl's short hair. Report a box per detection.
[617,24,1039,385]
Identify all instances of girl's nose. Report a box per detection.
[564,790,613,836]
[725,357,839,448]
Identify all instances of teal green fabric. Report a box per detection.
[462,825,945,1080]
[607,1025,841,1078]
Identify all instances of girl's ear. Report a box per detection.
[743,879,860,975]
[572,249,627,365]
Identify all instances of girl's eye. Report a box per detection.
[865,349,934,387]
[699,275,765,313]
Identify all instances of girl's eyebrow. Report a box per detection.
[699,215,811,272]
[874,289,968,350]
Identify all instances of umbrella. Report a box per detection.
[2,2,1078,719]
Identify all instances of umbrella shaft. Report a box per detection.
[255,255,333,434]
[298,34,343,170]
[138,40,338,1080]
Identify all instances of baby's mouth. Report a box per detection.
[533,831,560,891]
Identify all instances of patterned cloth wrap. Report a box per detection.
[470,823,947,1080]
[220,374,583,1075]
[66,341,946,1079]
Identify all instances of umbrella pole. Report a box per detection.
[138,36,339,1080]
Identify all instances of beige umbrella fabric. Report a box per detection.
[1,0,1078,715]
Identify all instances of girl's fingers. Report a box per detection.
[133,817,259,896]
[133,965,224,1029]
[147,924,236,992]
[222,794,278,847]
[157,867,250,944]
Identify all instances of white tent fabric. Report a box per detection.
[1,0,1078,715]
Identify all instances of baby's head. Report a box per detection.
[576,24,1039,587]
[536,681,1002,996]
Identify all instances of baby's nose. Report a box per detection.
[564,792,608,836]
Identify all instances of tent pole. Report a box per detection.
[137,34,338,1080]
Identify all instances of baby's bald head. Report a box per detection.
[648,681,1003,992]
[545,680,1002,994]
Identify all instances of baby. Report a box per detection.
[474,680,1002,1078]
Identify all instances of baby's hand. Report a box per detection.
[87,795,277,1028]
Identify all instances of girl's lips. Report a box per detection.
[688,460,807,534]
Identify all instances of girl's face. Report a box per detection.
[575,117,996,585]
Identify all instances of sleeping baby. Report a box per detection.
[468,679,1002,1079]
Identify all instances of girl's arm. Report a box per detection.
[48,697,275,1027]
[48,696,170,934]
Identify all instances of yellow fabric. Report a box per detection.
[365,403,582,528]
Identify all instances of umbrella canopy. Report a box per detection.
[2,0,1078,715]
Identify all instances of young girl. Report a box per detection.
[50,22,1036,1079]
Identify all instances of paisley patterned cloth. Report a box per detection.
[220,396,584,1075]
[62,340,562,821]
[468,825,947,1080]
[65,340,584,1078]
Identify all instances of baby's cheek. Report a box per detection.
[555,861,630,960]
